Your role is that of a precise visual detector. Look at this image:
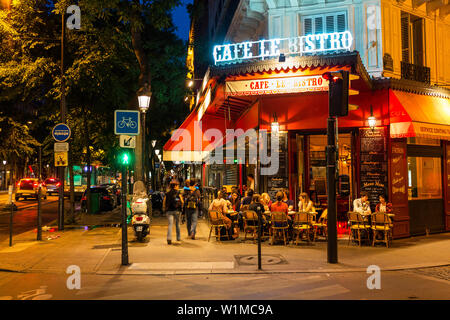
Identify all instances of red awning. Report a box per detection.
[163,110,228,162]
[389,90,450,140]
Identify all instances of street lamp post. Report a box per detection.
[2,160,6,191]
[138,93,151,188]
[151,140,156,191]
[154,149,160,191]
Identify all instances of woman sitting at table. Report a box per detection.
[270,191,291,222]
[209,191,238,239]
[375,194,392,213]
[229,192,240,211]
[298,192,314,212]
[260,193,272,212]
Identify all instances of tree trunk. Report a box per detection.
[131,21,152,185]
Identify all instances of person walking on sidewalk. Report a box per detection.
[185,180,201,239]
[163,180,184,245]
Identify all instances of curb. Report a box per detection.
[93,262,450,276]
[0,200,58,215]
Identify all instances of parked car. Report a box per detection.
[80,186,115,213]
[100,183,121,206]
[15,178,47,201]
[44,178,60,195]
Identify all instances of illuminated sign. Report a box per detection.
[213,31,353,65]
[225,75,329,96]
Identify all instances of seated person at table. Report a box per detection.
[229,192,240,211]
[230,186,241,198]
[209,191,238,239]
[270,192,291,229]
[298,192,314,212]
[353,192,371,217]
[375,194,392,213]
[240,189,254,208]
[270,192,291,216]
[248,194,264,213]
[260,193,272,212]
[282,189,294,211]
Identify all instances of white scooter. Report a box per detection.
[131,181,150,242]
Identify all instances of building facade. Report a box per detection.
[165,0,450,238]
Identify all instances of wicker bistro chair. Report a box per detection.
[208,210,230,242]
[371,213,393,247]
[242,210,258,242]
[292,212,313,245]
[347,211,371,246]
[242,210,269,242]
[312,209,328,241]
[270,212,289,245]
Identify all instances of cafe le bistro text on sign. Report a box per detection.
[226,75,328,96]
[214,31,353,65]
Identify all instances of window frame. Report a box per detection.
[300,11,348,36]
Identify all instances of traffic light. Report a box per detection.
[323,70,349,117]
[119,151,133,166]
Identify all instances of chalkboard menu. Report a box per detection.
[359,128,388,211]
[266,132,288,201]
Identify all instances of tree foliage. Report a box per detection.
[0,0,189,176]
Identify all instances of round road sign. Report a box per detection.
[52,123,71,142]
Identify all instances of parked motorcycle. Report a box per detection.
[131,181,150,242]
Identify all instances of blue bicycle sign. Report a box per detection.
[114,110,140,135]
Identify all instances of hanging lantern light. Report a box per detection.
[368,105,376,130]
[271,113,279,133]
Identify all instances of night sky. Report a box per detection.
[172,0,194,41]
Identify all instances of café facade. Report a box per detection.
[164,34,450,239]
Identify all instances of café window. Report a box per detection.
[408,157,442,200]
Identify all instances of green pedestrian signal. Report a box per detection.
[119,151,133,166]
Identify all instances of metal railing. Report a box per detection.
[401,61,430,84]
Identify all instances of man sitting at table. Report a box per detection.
[247,194,267,223]
[239,189,254,210]
[353,192,371,217]
[209,191,238,239]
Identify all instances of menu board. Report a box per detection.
[391,141,408,203]
[267,132,288,200]
[359,128,387,211]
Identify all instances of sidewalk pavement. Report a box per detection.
[0,213,449,276]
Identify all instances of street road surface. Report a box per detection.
[0,267,448,300]
[0,195,59,242]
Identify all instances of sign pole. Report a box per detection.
[37,146,42,241]
[121,161,129,266]
[9,196,13,247]
[257,209,262,270]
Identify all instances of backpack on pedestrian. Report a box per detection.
[186,189,198,209]
[166,189,182,212]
